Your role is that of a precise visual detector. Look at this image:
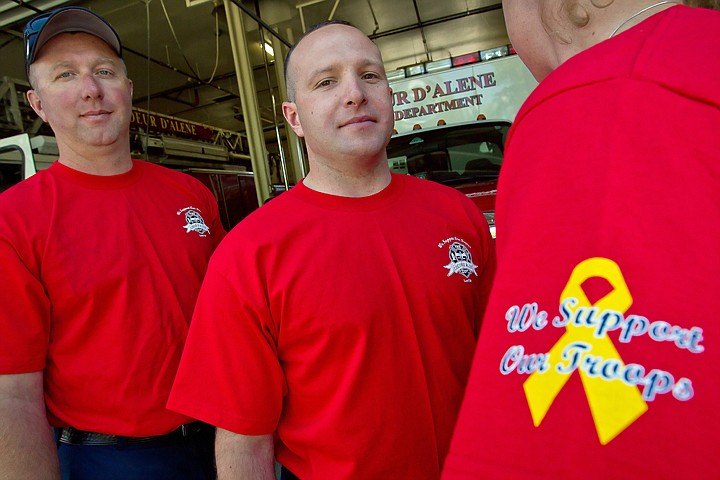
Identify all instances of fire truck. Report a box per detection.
[385,46,538,237]
[387,119,509,238]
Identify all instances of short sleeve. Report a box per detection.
[168,240,285,434]
[0,232,51,373]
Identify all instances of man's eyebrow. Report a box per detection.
[49,56,119,70]
[49,60,73,70]
[362,59,385,69]
[90,56,121,67]
[306,65,335,81]
[306,58,384,79]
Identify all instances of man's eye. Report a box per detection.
[317,79,332,87]
[97,69,112,76]
[57,71,73,79]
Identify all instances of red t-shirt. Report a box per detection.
[0,160,224,436]
[169,174,495,479]
[443,6,720,479]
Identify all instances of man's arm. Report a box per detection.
[216,428,275,480]
[0,371,60,479]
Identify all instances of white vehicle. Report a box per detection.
[389,46,537,134]
[0,133,55,191]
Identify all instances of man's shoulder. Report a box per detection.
[0,169,57,242]
[218,187,301,244]
[139,161,215,195]
[141,160,199,183]
[0,168,54,211]
[390,174,488,231]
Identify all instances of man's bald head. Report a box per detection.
[283,19,358,102]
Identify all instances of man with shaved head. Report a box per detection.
[169,21,495,479]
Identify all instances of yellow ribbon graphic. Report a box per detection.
[523,257,648,445]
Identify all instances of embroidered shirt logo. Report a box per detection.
[439,237,478,280]
[177,206,210,237]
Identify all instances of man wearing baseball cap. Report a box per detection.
[0,7,224,478]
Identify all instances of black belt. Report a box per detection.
[58,422,206,446]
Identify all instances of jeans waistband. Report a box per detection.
[58,422,206,446]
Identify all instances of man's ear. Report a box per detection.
[282,101,304,138]
[26,90,48,123]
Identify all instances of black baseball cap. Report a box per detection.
[24,6,122,78]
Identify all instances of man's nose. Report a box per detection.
[80,74,103,99]
[344,77,367,106]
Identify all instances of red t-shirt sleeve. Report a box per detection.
[168,243,285,435]
[0,221,50,374]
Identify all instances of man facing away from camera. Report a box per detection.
[168,20,496,480]
[0,6,224,479]
[443,2,720,479]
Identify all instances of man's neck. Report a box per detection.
[57,143,133,176]
[553,2,679,67]
[303,160,392,198]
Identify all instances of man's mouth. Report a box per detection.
[81,110,111,118]
[341,115,374,127]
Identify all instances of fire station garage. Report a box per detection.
[0,0,534,230]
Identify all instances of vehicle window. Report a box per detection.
[386,122,509,184]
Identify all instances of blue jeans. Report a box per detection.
[55,425,216,480]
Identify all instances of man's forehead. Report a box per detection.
[293,24,378,61]
[291,25,381,72]
[46,55,119,69]
[36,31,118,58]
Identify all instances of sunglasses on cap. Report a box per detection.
[24,6,122,78]
[24,11,53,69]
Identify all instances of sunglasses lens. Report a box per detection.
[24,13,51,66]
